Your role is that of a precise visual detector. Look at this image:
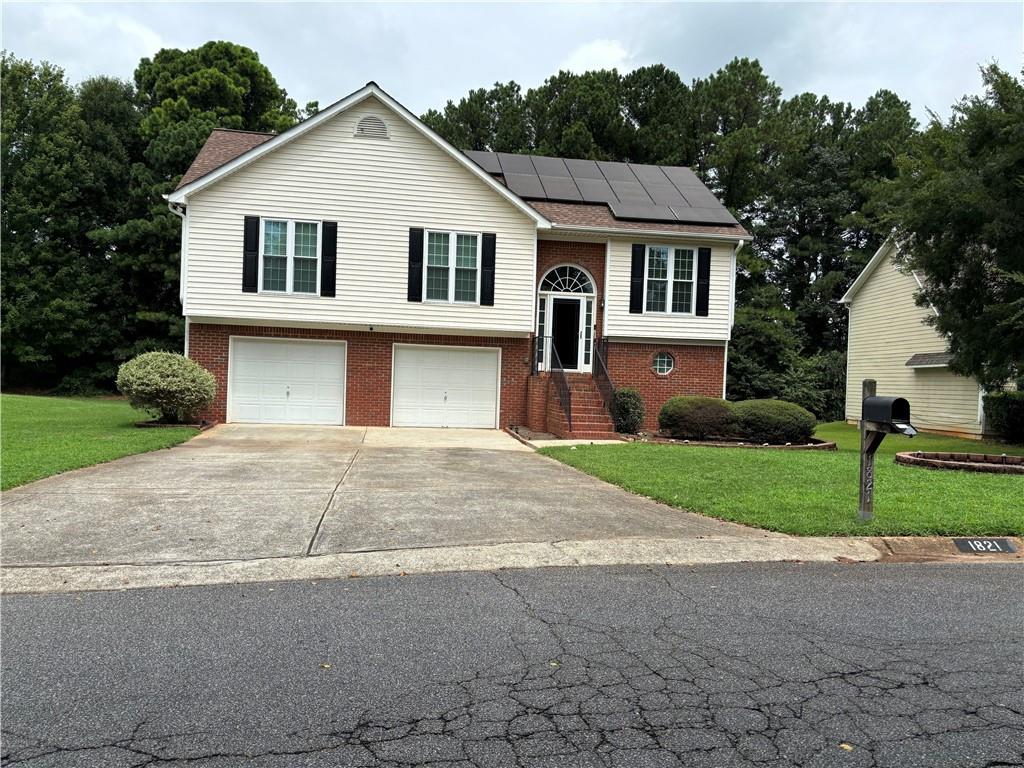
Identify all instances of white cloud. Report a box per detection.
[559,39,635,74]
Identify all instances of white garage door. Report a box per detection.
[229,338,346,424]
[392,345,499,428]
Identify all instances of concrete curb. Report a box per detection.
[1,536,881,595]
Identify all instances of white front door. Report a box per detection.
[537,294,594,372]
[229,338,346,424]
[391,345,500,428]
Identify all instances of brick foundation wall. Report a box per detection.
[526,375,550,433]
[605,342,725,432]
[188,323,532,427]
[536,240,605,340]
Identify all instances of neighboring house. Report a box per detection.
[167,82,749,437]
[841,239,986,438]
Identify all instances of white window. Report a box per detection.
[645,246,695,314]
[652,352,675,375]
[424,230,480,304]
[261,219,320,294]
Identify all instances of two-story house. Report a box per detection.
[168,82,749,437]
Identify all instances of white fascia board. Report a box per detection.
[166,84,550,230]
[840,238,895,304]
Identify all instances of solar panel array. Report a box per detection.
[465,150,739,226]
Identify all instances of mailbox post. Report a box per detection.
[859,379,918,522]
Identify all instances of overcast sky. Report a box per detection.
[3,2,1021,123]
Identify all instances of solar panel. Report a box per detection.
[643,183,688,206]
[661,166,704,189]
[531,155,571,177]
[460,149,740,228]
[574,177,617,203]
[609,180,653,204]
[609,202,677,222]
[465,150,501,174]
[595,161,635,181]
[496,152,536,175]
[504,173,546,198]
[539,175,582,201]
[564,158,604,179]
[670,205,739,225]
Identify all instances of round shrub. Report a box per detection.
[732,399,816,444]
[983,391,1024,443]
[610,388,645,434]
[658,396,734,440]
[116,352,216,423]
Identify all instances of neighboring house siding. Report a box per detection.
[845,249,982,437]
[183,95,538,334]
[604,239,733,341]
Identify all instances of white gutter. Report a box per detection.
[550,223,747,243]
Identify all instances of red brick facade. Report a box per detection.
[188,323,532,427]
[605,342,725,432]
[536,239,606,340]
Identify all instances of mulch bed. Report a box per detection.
[895,451,1024,475]
[622,434,837,451]
[135,420,215,431]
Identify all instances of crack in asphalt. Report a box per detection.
[3,567,1022,767]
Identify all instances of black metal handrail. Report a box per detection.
[594,338,615,413]
[533,336,572,432]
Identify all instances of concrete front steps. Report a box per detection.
[546,374,617,439]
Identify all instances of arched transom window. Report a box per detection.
[540,265,594,294]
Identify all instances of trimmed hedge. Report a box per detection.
[658,396,734,440]
[611,388,645,434]
[732,399,816,444]
[984,391,1024,443]
[117,352,216,424]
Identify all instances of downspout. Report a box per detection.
[167,201,188,355]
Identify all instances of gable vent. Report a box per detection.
[354,115,389,139]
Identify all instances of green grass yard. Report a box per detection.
[541,422,1024,537]
[1,394,198,490]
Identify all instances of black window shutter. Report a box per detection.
[629,244,645,314]
[242,216,260,292]
[320,221,337,297]
[696,247,712,317]
[407,228,424,302]
[480,233,496,306]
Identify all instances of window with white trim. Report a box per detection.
[424,230,480,303]
[261,219,320,294]
[645,246,695,313]
[652,352,674,375]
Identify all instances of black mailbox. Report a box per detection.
[862,396,916,436]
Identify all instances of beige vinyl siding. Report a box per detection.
[183,96,537,334]
[845,248,982,436]
[604,238,733,341]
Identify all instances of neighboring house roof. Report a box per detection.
[176,129,274,189]
[167,82,549,227]
[170,83,747,240]
[906,352,953,368]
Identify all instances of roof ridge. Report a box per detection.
[210,127,278,136]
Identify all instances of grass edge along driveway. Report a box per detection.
[1,394,198,491]
[541,422,1024,537]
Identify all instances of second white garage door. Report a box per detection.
[392,345,500,428]
[229,338,346,424]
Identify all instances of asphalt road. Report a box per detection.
[2,563,1022,767]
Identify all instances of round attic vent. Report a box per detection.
[354,115,389,139]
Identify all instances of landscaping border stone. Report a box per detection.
[895,451,1024,474]
[624,435,837,451]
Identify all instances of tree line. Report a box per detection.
[2,43,1020,415]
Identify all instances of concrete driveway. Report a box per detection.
[1,425,769,568]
